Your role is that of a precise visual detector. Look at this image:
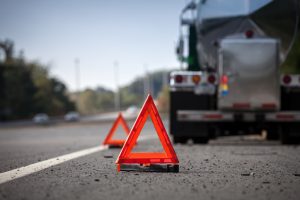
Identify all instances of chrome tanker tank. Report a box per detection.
[196,0,299,69]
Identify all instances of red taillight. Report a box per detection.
[203,114,223,119]
[262,103,276,109]
[175,75,183,83]
[233,103,250,109]
[276,114,294,120]
[221,75,228,84]
[245,30,254,38]
[208,74,216,84]
[283,75,291,85]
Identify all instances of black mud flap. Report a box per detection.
[170,90,216,141]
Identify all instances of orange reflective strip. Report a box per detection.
[128,153,167,159]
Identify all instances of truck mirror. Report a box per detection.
[183,1,197,12]
[181,19,194,25]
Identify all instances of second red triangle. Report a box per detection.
[102,113,130,148]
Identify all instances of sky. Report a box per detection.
[0,0,187,91]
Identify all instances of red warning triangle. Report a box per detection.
[116,95,179,170]
[102,113,130,147]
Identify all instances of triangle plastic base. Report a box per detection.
[117,164,179,173]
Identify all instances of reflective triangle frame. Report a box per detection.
[102,113,130,147]
[116,95,179,170]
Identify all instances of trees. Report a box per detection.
[0,63,37,120]
[74,70,171,115]
[281,22,300,74]
[0,40,75,120]
[76,88,114,114]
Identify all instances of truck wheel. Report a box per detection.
[280,124,300,144]
[280,132,293,144]
[193,137,209,144]
[173,136,188,144]
[267,132,279,140]
[208,126,217,139]
[266,126,279,140]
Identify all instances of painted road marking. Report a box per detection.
[0,135,156,185]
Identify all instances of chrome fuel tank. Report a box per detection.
[217,38,280,111]
[196,0,299,69]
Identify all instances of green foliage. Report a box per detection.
[281,33,300,74]
[77,88,114,114]
[0,63,37,119]
[77,89,99,114]
[157,85,170,113]
[120,87,143,109]
[0,43,75,120]
[120,70,169,100]
[50,77,75,114]
[75,70,170,114]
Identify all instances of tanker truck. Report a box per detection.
[170,0,300,144]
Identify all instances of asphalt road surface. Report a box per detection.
[0,120,300,200]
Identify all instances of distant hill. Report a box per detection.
[75,69,174,114]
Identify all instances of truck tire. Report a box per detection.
[193,137,209,144]
[192,126,215,144]
[280,131,293,144]
[266,132,279,140]
[266,125,279,140]
[173,136,189,144]
[280,124,300,144]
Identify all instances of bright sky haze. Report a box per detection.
[0,0,187,91]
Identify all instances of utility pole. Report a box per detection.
[75,58,80,107]
[0,50,2,62]
[143,64,151,98]
[114,61,121,111]
[162,69,168,87]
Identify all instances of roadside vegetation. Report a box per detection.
[281,32,300,74]
[0,40,75,121]
[76,70,170,115]
[0,39,171,120]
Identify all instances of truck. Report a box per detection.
[169,0,300,144]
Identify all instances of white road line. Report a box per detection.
[0,135,156,185]
[0,146,108,185]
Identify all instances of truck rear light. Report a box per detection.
[245,30,254,38]
[233,103,250,109]
[175,75,183,83]
[208,74,216,84]
[192,75,201,84]
[283,75,291,85]
[276,114,294,120]
[203,114,223,119]
[262,103,276,109]
[221,75,228,84]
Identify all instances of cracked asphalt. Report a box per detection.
[0,120,300,200]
